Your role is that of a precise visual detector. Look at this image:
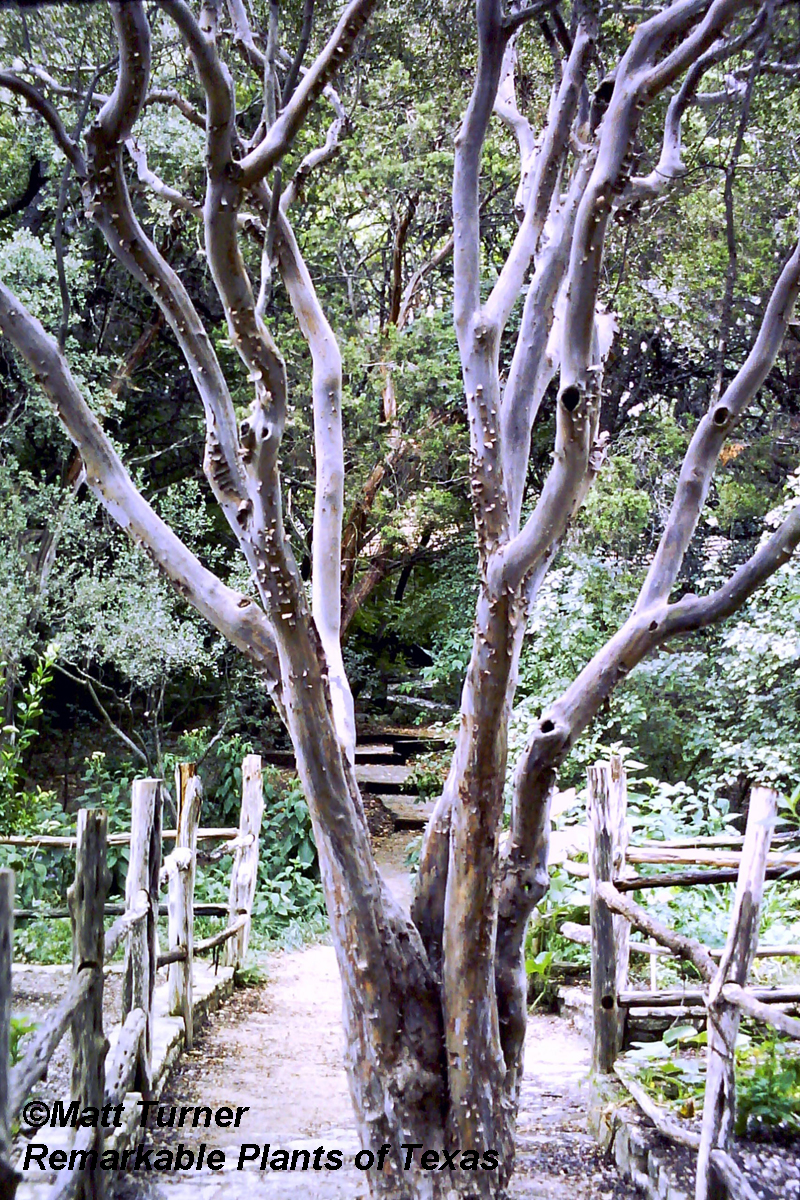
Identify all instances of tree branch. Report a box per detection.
[274,206,356,756]
[0,280,282,689]
[86,0,251,550]
[279,83,348,209]
[484,20,593,337]
[499,157,591,537]
[239,0,377,188]
[142,88,205,128]
[623,8,769,206]
[0,71,85,176]
[453,0,509,333]
[125,137,202,212]
[636,234,800,611]
[53,663,150,766]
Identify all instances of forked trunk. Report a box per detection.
[284,587,529,1199]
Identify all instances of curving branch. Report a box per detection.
[624,7,770,207]
[0,279,281,688]
[125,137,202,212]
[142,88,205,129]
[560,0,748,413]
[505,0,561,34]
[224,0,266,74]
[84,3,248,527]
[453,0,510,334]
[662,502,800,636]
[0,71,85,176]
[493,34,537,219]
[483,19,593,338]
[499,158,591,539]
[238,0,378,188]
[274,207,356,756]
[280,83,348,209]
[636,235,800,611]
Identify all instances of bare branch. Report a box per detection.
[624,9,769,205]
[282,0,315,105]
[224,0,266,73]
[636,235,800,611]
[0,71,85,176]
[500,160,592,542]
[484,20,593,336]
[52,663,149,766]
[0,280,281,688]
[125,137,202,212]
[453,0,509,333]
[598,882,716,978]
[504,0,558,34]
[493,35,536,189]
[662,503,800,636]
[280,84,348,209]
[239,0,378,188]
[142,88,205,128]
[561,0,748,412]
[85,4,248,526]
[274,207,356,755]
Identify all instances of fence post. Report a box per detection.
[225,755,263,969]
[588,755,629,1073]
[609,753,630,1003]
[123,780,162,1097]
[69,810,109,1200]
[168,770,202,1047]
[696,786,778,1200]
[0,869,18,1197]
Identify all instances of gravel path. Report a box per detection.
[113,946,642,1200]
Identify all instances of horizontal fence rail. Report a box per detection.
[565,757,800,1200]
[0,755,264,1199]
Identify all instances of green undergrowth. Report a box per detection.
[621,1024,800,1140]
[6,727,326,965]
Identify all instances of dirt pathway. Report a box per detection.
[115,837,642,1199]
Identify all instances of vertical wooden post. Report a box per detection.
[225,755,264,969]
[696,786,778,1200]
[174,761,196,825]
[69,810,109,1200]
[609,754,630,1004]
[0,869,18,1198]
[123,779,162,1097]
[168,770,202,1047]
[588,756,628,1073]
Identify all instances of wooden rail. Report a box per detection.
[0,755,265,1199]
[569,762,799,1200]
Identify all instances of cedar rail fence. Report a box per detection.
[0,754,264,1199]
[560,755,800,1200]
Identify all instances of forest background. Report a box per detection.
[0,0,799,954]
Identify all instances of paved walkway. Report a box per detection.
[114,946,641,1200]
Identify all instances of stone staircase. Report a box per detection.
[262,729,452,831]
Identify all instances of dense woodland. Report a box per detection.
[0,0,800,1195]
[1,1,799,809]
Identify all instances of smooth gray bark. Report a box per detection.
[1,2,799,1196]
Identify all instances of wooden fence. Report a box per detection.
[563,756,800,1200]
[0,754,264,1199]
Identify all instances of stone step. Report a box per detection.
[263,748,404,769]
[373,794,435,830]
[353,763,412,793]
